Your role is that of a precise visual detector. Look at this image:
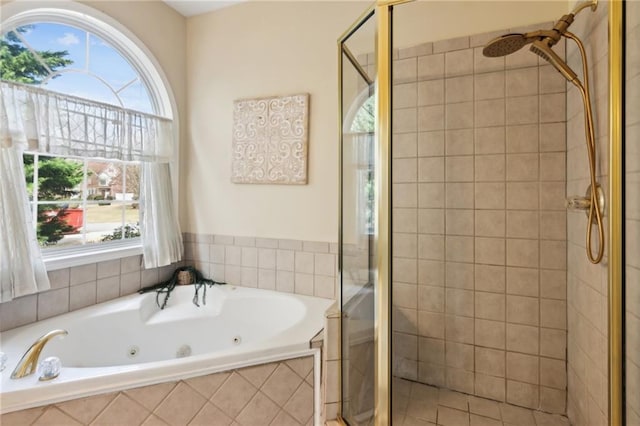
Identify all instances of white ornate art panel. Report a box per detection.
[232,93,309,184]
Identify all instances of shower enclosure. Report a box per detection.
[338,1,636,425]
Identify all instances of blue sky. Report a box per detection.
[9,23,153,113]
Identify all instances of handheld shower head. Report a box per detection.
[530,39,578,84]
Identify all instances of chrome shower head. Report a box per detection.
[482,33,529,57]
[530,39,578,84]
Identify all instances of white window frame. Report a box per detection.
[2,3,180,271]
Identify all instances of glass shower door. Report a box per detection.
[339,9,377,425]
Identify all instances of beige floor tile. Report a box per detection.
[500,403,535,426]
[437,406,470,426]
[407,398,438,422]
[411,382,439,402]
[533,411,570,426]
[470,413,502,426]
[392,377,569,426]
[438,388,469,411]
[405,415,437,426]
[468,396,502,420]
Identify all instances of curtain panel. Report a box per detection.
[0,81,182,301]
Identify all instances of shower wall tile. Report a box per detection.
[393,57,417,84]
[446,129,474,155]
[418,130,445,156]
[418,80,444,106]
[474,47,505,74]
[445,49,473,77]
[475,71,505,100]
[506,68,539,97]
[393,133,418,158]
[506,124,538,153]
[418,54,445,80]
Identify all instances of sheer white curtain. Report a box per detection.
[0,146,50,302]
[0,81,182,301]
[140,162,183,268]
[0,83,50,302]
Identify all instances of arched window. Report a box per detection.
[1,5,179,270]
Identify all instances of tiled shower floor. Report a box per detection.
[392,377,570,426]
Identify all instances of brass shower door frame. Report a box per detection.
[608,1,623,425]
[339,1,626,425]
[337,1,411,424]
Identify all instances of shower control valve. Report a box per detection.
[565,183,605,223]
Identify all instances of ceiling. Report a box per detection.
[162,1,244,17]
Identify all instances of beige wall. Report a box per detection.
[183,0,568,243]
[393,1,568,49]
[183,1,364,242]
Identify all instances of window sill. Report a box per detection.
[44,240,143,271]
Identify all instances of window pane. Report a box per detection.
[23,153,35,200]
[88,34,137,92]
[85,202,139,243]
[44,73,120,106]
[119,163,141,202]
[1,30,55,84]
[36,156,84,202]
[118,80,154,114]
[17,23,85,71]
[36,202,82,247]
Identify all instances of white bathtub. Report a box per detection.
[0,285,332,417]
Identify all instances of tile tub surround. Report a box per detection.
[0,234,337,333]
[183,233,338,300]
[389,25,568,412]
[565,3,610,426]
[321,304,341,422]
[0,257,182,332]
[0,356,316,426]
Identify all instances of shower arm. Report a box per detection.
[571,0,598,17]
[563,31,605,263]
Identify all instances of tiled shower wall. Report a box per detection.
[390,26,568,413]
[0,235,337,332]
[0,356,315,426]
[565,3,610,425]
[625,2,640,424]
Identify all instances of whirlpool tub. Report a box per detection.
[0,285,333,419]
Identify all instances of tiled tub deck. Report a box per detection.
[0,356,316,426]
